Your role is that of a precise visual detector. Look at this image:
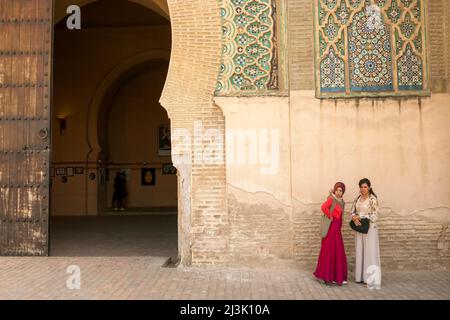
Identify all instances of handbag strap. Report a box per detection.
[352,195,361,215]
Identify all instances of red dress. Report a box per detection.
[313,197,348,284]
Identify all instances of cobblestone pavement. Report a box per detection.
[0,215,449,300]
[0,256,449,300]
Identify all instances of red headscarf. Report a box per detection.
[334,182,346,194]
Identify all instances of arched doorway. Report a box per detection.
[100,59,176,214]
[49,0,177,259]
[0,0,226,266]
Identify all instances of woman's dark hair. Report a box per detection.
[359,178,377,198]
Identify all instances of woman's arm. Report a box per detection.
[350,198,362,225]
[350,200,356,217]
[350,198,360,217]
[368,197,379,223]
[321,197,333,219]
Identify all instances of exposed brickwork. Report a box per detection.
[228,193,294,266]
[428,0,448,92]
[446,1,450,89]
[288,0,315,91]
[293,203,450,271]
[160,0,228,266]
[226,192,450,271]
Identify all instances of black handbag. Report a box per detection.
[350,217,370,234]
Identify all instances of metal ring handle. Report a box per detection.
[38,127,49,140]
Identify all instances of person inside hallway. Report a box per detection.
[314,182,348,286]
[351,178,382,289]
[112,171,128,211]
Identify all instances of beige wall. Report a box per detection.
[216,92,450,270]
[212,0,450,270]
[291,92,450,270]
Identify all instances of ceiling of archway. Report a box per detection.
[54,0,170,26]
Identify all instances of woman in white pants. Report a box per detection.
[350,178,381,289]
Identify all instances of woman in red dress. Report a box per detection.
[314,182,348,286]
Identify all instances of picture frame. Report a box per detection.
[67,167,74,177]
[141,168,156,186]
[55,168,65,176]
[162,163,177,175]
[158,124,171,156]
[75,167,84,175]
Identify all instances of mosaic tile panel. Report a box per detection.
[348,7,394,92]
[314,0,429,97]
[216,0,279,95]
[320,47,346,92]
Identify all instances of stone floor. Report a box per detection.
[0,215,449,300]
[49,214,178,257]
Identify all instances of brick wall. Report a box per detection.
[428,0,448,92]
[160,0,228,266]
[288,0,315,91]
[159,0,450,269]
[228,192,294,266]
[293,203,450,271]
[446,0,450,89]
[227,189,450,271]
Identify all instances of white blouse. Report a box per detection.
[356,197,371,218]
[351,195,379,223]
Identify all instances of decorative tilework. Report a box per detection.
[320,47,346,92]
[348,7,394,91]
[349,0,363,9]
[324,15,340,41]
[387,0,402,24]
[216,0,281,95]
[400,12,417,39]
[398,43,423,90]
[315,0,429,97]
[400,0,413,8]
[336,0,351,24]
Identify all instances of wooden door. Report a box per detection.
[0,0,52,255]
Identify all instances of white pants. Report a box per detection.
[355,223,382,288]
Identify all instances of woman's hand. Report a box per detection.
[352,215,362,226]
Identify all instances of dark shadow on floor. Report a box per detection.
[49,214,178,257]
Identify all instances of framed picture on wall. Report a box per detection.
[55,168,65,176]
[158,124,171,156]
[75,167,84,175]
[162,163,177,175]
[67,167,74,177]
[141,168,156,186]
